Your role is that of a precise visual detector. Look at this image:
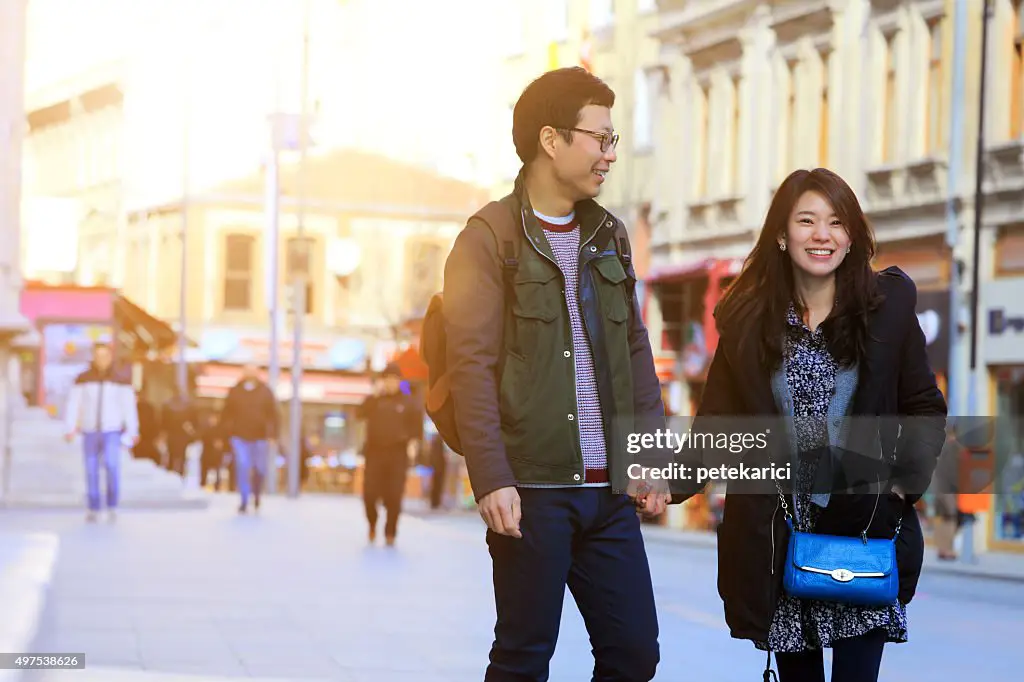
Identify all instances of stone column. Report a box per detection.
[0,0,33,500]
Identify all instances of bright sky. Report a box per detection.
[24,0,507,204]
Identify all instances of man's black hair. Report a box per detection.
[512,67,615,165]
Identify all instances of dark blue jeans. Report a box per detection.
[485,487,660,682]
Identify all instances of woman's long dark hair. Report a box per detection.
[715,168,884,371]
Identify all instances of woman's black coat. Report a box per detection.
[672,266,948,644]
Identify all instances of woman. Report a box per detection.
[674,169,947,681]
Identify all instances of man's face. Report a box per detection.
[242,364,259,381]
[93,346,112,371]
[383,375,401,394]
[550,104,618,202]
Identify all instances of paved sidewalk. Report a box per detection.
[0,493,1020,682]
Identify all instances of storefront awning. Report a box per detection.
[646,257,744,284]
[114,295,189,352]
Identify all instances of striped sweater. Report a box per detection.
[518,209,609,489]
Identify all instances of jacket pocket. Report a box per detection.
[592,256,631,323]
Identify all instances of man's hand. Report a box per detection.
[63,431,77,443]
[628,479,671,518]
[477,486,522,538]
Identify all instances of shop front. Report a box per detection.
[18,282,181,419]
[982,276,1024,549]
[873,236,953,397]
[644,257,743,532]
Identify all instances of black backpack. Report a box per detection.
[420,199,633,456]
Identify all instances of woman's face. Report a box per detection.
[780,191,852,281]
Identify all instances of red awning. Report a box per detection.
[645,257,744,284]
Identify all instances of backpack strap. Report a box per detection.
[609,219,638,312]
[472,200,522,358]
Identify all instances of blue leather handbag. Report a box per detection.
[777,485,902,607]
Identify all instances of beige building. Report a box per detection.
[493,0,663,275]
[648,0,1024,547]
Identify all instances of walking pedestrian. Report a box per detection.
[63,342,139,522]
[161,385,197,476]
[441,67,669,681]
[670,168,948,681]
[358,362,421,546]
[218,364,279,514]
[199,412,226,491]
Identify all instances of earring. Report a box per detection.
[846,245,851,254]
[779,242,787,252]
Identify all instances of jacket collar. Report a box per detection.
[512,167,610,251]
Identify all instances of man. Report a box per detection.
[442,67,670,682]
[358,362,421,546]
[161,385,197,476]
[219,364,279,514]
[63,342,138,522]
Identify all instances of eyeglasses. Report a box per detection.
[558,127,620,153]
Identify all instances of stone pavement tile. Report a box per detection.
[141,660,249,678]
[136,632,236,665]
[345,671,453,682]
[51,599,135,632]
[132,604,223,630]
[328,639,434,672]
[46,630,140,666]
[238,653,346,680]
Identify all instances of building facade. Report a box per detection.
[649,0,1024,548]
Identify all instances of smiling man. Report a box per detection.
[441,67,669,682]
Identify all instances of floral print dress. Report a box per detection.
[754,303,908,653]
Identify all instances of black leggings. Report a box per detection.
[775,628,887,682]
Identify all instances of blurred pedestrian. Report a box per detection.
[199,412,226,491]
[219,364,279,514]
[427,431,447,510]
[441,67,667,681]
[931,423,962,560]
[63,342,139,523]
[357,362,421,546]
[670,168,948,682]
[161,385,197,476]
[134,392,161,463]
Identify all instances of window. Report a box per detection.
[731,75,742,194]
[926,18,944,154]
[405,238,444,317]
[996,224,1024,275]
[882,34,898,163]
[633,68,653,150]
[286,237,315,315]
[223,234,254,311]
[1011,0,1023,139]
[637,0,657,14]
[819,51,831,166]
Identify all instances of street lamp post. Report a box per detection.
[288,0,313,499]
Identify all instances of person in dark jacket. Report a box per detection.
[219,364,279,513]
[671,168,947,682]
[442,67,669,682]
[199,412,226,491]
[358,362,421,546]
[161,386,197,476]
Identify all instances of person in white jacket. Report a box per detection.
[63,343,139,521]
